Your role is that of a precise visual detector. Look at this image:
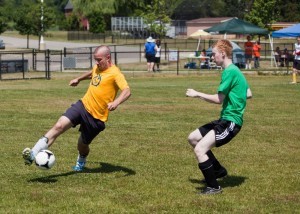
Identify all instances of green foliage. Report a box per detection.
[13,1,56,37]
[13,4,37,36]
[113,0,145,16]
[172,0,225,19]
[72,0,116,16]
[276,0,300,22]
[72,0,146,16]
[245,0,278,30]
[0,0,9,33]
[223,0,247,18]
[0,74,299,213]
[1,0,300,36]
[0,16,7,34]
[87,12,106,33]
[142,0,183,38]
[62,13,80,31]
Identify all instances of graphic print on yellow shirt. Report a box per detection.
[81,65,129,122]
[91,74,101,86]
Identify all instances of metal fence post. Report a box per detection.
[114,51,118,65]
[32,49,36,71]
[177,50,180,75]
[139,44,142,63]
[90,47,93,68]
[45,49,50,80]
[60,50,63,72]
[22,53,25,79]
[0,54,2,80]
[164,43,167,60]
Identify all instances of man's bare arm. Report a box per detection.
[69,71,93,86]
[107,88,131,111]
[186,89,225,104]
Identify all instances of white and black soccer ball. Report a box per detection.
[35,150,56,170]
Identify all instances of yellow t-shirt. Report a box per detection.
[81,64,129,122]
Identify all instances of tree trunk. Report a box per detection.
[27,34,29,49]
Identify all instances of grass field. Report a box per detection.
[0,73,299,213]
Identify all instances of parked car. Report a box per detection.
[0,39,5,49]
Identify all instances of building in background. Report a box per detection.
[269,22,297,31]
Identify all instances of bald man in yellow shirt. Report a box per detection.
[23,45,131,171]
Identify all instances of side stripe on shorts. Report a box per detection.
[216,122,235,141]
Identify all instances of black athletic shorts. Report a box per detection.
[199,119,241,147]
[293,60,300,70]
[63,100,105,144]
[146,53,155,63]
[155,57,161,63]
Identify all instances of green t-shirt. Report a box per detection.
[218,64,249,126]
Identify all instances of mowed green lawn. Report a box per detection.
[0,73,299,213]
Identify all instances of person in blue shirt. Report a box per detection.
[144,36,156,72]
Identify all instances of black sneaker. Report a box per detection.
[199,186,222,195]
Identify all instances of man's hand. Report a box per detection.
[107,102,118,111]
[186,89,199,97]
[69,78,80,87]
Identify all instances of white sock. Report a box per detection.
[32,136,48,157]
[246,64,248,69]
[249,64,251,69]
[77,154,87,163]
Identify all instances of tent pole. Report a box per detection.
[196,37,201,51]
[269,34,277,67]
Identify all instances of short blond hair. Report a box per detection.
[212,40,233,58]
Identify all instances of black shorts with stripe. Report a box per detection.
[199,119,241,147]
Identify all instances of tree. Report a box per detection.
[87,12,106,33]
[244,0,277,30]
[14,4,36,48]
[59,13,81,31]
[71,0,146,31]
[142,0,184,38]
[223,0,249,19]
[276,0,300,22]
[0,16,7,34]
[0,0,8,33]
[172,0,225,20]
[13,1,55,49]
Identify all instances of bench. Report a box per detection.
[0,60,28,73]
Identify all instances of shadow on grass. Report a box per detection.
[28,162,136,183]
[84,162,136,176]
[189,175,247,189]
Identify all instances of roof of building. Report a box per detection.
[64,0,73,10]
[270,22,298,30]
[186,17,234,24]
